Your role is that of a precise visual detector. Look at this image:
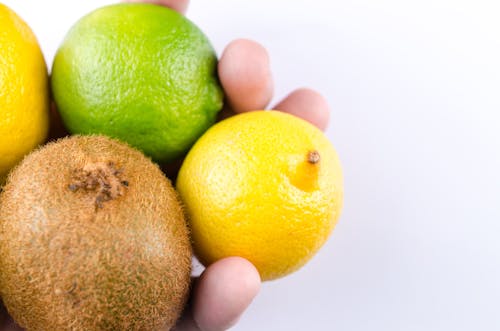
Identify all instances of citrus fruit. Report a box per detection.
[176,110,344,281]
[51,3,223,164]
[0,4,49,183]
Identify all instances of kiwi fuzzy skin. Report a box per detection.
[0,135,192,331]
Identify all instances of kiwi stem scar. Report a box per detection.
[68,161,128,209]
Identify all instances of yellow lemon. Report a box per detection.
[177,111,344,280]
[0,4,49,183]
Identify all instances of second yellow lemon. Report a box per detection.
[176,111,344,281]
[0,4,49,183]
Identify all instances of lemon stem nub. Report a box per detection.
[307,150,321,164]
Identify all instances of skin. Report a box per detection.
[0,1,331,330]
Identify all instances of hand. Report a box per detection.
[126,3,331,330]
[1,1,330,330]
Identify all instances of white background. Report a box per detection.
[3,0,500,330]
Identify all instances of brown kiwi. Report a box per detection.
[0,135,192,331]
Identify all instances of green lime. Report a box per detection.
[51,3,223,163]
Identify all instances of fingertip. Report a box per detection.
[192,257,261,331]
[273,88,331,131]
[122,0,189,14]
[218,39,274,113]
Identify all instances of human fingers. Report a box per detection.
[122,0,190,14]
[174,257,260,331]
[193,257,261,331]
[272,88,330,131]
[218,39,274,114]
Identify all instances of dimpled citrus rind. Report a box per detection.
[177,110,343,281]
[51,3,223,163]
[0,4,49,183]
